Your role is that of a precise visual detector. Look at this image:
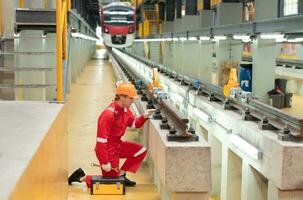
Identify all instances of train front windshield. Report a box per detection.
[103,7,134,26]
[101,3,135,47]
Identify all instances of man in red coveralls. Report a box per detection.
[68,82,155,187]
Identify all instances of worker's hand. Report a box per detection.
[101,162,111,172]
[143,109,157,119]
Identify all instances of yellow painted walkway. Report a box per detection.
[66,50,159,200]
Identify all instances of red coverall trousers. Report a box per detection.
[85,101,147,187]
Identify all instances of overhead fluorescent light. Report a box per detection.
[260,33,284,39]
[193,107,210,122]
[233,35,250,40]
[158,38,167,42]
[179,37,187,41]
[188,37,197,41]
[172,37,179,41]
[242,38,252,43]
[276,38,287,42]
[199,36,210,40]
[150,38,166,42]
[233,35,252,42]
[230,134,262,160]
[287,38,303,43]
[213,35,227,41]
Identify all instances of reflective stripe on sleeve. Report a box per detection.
[133,147,146,157]
[131,116,139,128]
[96,137,108,143]
[106,107,115,112]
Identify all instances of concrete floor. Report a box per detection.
[66,50,159,199]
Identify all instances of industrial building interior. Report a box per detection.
[1,0,303,200]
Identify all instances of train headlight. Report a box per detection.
[129,26,134,34]
[104,26,109,33]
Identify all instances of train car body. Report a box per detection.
[101,2,135,48]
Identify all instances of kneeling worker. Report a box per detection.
[68,82,156,187]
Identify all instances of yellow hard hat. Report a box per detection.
[116,83,137,98]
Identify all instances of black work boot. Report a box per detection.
[68,168,85,185]
[121,174,136,187]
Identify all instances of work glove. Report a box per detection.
[101,162,111,172]
[143,109,157,119]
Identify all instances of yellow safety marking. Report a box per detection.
[278,55,297,60]
[92,183,124,195]
[19,0,24,8]
[144,41,149,59]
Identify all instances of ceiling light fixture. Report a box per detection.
[260,33,284,39]
[213,35,227,41]
[188,37,197,41]
[199,36,210,40]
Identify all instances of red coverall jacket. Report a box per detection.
[92,101,147,179]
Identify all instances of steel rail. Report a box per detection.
[110,49,198,141]
[119,49,303,138]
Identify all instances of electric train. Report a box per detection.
[101,2,136,48]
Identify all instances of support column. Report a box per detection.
[3,0,16,38]
[208,132,222,199]
[173,40,181,74]
[45,33,56,100]
[198,40,212,82]
[1,0,16,100]
[163,41,174,69]
[71,37,77,83]
[203,0,210,10]
[176,0,182,18]
[149,41,160,64]
[66,35,72,92]
[185,0,197,15]
[226,149,242,200]
[1,39,15,100]
[252,38,279,103]
[213,38,242,86]
[241,161,268,200]
[220,146,243,200]
[78,39,83,74]
[166,0,175,21]
[15,30,46,100]
[220,145,229,200]
[158,2,165,21]
[179,40,212,80]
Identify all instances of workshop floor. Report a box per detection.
[66,50,159,200]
